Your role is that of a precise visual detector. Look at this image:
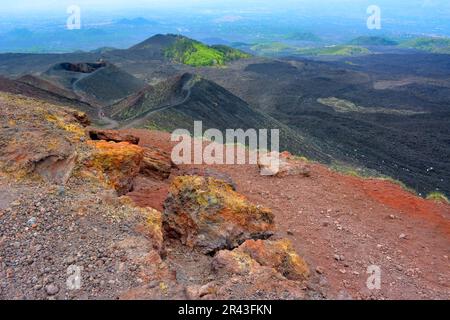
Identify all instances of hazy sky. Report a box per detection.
[1,0,449,25]
[2,0,449,12]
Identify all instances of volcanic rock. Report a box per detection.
[258,151,311,177]
[236,239,310,280]
[72,111,91,127]
[0,92,85,183]
[84,140,144,195]
[88,129,140,145]
[177,167,236,190]
[140,147,175,180]
[199,238,309,299]
[163,175,275,253]
[143,207,164,253]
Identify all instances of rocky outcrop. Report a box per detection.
[34,152,78,185]
[212,239,309,281]
[258,151,311,177]
[230,239,310,280]
[184,238,310,299]
[0,92,85,183]
[177,167,236,190]
[88,129,140,145]
[163,176,275,253]
[72,111,91,127]
[84,140,144,195]
[140,147,175,180]
[87,129,175,182]
[183,239,309,300]
[185,266,306,300]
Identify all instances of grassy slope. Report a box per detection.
[164,38,250,67]
[297,45,371,56]
[349,36,398,46]
[248,42,371,57]
[399,37,450,54]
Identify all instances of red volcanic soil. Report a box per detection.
[124,129,450,300]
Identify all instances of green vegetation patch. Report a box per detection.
[297,45,371,56]
[426,191,449,203]
[349,36,398,46]
[399,37,450,54]
[250,42,296,56]
[164,37,250,67]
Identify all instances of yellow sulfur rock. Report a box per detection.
[84,140,144,195]
[164,175,275,253]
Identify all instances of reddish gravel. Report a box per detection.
[124,129,450,300]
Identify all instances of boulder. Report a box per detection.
[177,168,236,190]
[72,111,91,127]
[185,266,305,299]
[258,151,311,177]
[163,176,275,253]
[236,239,310,280]
[84,140,144,195]
[140,147,175,180]
[88,129,140,145]
[212,239,309,281]
[201,238,309,299]
[212,248,261,276]
[34,152,78,185]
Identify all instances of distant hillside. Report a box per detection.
[107,73,190,120]
[129,34,251,66]
[297,45,371,56]
[349,36,398,46]
[399,37,450,54]
[285,32,322,42]
[42,61,146,105]
[163,36,250,66]
[0,75,96,116]
[248,42,372,57]
[129,34,178,51]
[17,74,80,100]
[90,47,116,54]
[249,42,296,56]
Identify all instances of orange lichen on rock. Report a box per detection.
[163,175,275,253]
[84,140,144,195]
